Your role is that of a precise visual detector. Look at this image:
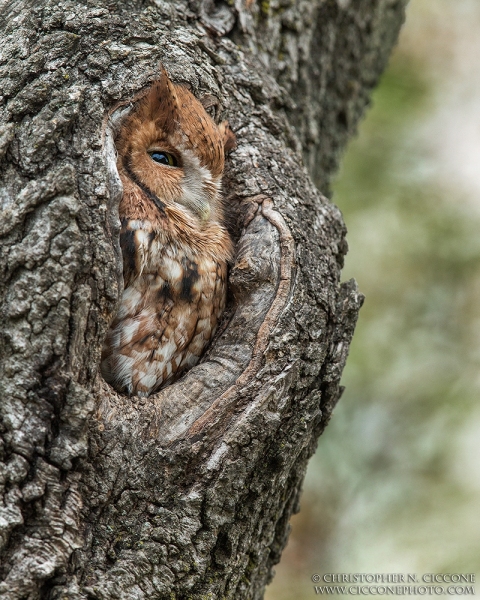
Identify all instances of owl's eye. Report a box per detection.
[149,151,178,167]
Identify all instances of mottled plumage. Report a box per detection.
[101,70,235,397]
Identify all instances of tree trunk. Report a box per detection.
[0,0,405,598]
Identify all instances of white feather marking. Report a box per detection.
[117,287,143,319]
[112,354,135,388]
[138,373,158,390]
[162,256,183,281]
[120,320,140,345]
[158,339,178,362]
[196,317,210,333]
[134,229,152,276]
[127,219,151,231]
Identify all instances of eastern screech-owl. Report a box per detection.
[101,70,235,397]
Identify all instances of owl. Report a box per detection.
[101,70,235,397]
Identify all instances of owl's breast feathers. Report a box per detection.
[101,214,230,397]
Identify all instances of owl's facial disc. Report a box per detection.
[141,141,219,223]
[176,149,220,223]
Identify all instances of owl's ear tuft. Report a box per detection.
[139,66,179,132]
[219,121,236,154]
[157,65,178,106]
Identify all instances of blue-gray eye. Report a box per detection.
[149,151,177,167]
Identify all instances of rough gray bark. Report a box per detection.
[0,0,405,598]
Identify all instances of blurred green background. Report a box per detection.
[266,0,480,597]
